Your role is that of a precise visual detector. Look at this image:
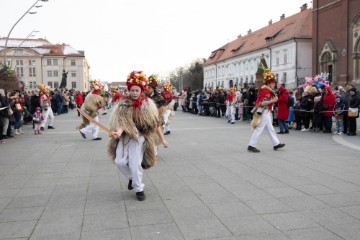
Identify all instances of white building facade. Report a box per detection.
[203,7,312,90]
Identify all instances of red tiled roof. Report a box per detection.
[204,9,312,66]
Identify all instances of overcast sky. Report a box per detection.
[1,0,312,83]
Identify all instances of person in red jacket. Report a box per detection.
[75,91,83,117]
[247,65,285,153]
[322,86,336,133]
[277,85,290,134]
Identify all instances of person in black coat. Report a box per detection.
[347,86,360,136]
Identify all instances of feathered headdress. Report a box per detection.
[162,83,173,92]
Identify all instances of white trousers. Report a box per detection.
[249,109,280,147]
[163,109,171,132]
[226,105,235,122]
[41,107,54,128]
[80,116,99,139]
[115,134,145,193]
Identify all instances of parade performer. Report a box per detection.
[108,71,168,201]
[161,83,175,135]
[225,87,237,124]
[145,74,167,146]
[38,84,55,131]
[247,65,285,153]
[78,80,105,140]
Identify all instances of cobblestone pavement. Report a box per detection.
[0,109,360,240]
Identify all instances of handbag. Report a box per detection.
[15,103,23,112]
[8,107,13,116]
[348,107,359,117]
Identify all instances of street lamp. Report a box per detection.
[2,0,49,66]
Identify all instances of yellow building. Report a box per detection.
[0,38,90,91]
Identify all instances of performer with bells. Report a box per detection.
[38,84,55,131]
[247,65,285,153]
[108,71,168,201]
[78,80,105,140]
[161,83,175,135]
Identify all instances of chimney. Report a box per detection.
[300,3,308,11]
[237,34,242,38]
[247,29,252,35]
[280,14,285,20]
[268,19,273,26]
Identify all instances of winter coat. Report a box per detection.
[277,86,289,120]
[322,86,336,117]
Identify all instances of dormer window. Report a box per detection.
[231,42,245,53]
[265,29,283,42]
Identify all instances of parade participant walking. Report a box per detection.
[161,83,175,135]
[38,84,55,131]
[225,87,237,124]
[248,65,285,153]
[108,71,168,201]
[75,91,83,117]
[78,80,105,140]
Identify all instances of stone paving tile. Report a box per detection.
[189,182,240,204]
[262,212,319,231]
[293,184,337,195]
[263,186,307,198]
[313,192,360,207]
[278,195,330,211]
[6,195,50,209]
[301,208,360,228]
[0,220,37,239]
[207,231,290,240]
[84,200,125,215]
[127,209,173,226]
[82,212,128,232]
[162,191,204,210]
[130,223,184,240]
[244,198,294,214]
[284,227,344,240]
[207,201,256,218]
[324,223,360,240]
[337,205,360,220]
[169,206,232,240]
[0,206,44,222]
[0,198,12,211]
[32,215,83,236]
[220,215,280,236]
[29,231,81,240]
[0,174,32,189]
[80,228,131,240]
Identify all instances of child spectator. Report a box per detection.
[333,96,345,134]
[32,107,44,135]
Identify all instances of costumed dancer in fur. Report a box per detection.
[108,71,168,201]
[161,83,175,135]
[145,74,166,146]
[225,87,237,124]
[247,65,285,153]
[78,80,105,140]
[38,84,55,131]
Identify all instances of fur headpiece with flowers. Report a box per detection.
[148,74,159,89]
[91,80,102,95]
[162,83,173,92]
[126,71,148,91]
[259,63,277,85]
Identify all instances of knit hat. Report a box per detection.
[148,74,158,89]
[126,71,148,91]
[259,63,277,85]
